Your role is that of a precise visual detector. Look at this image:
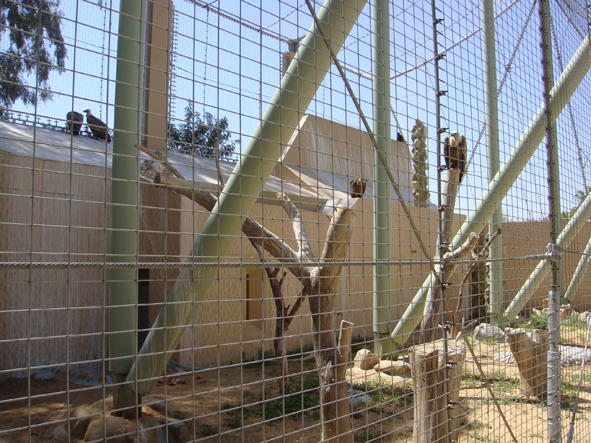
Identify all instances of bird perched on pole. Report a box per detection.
[83,109,111,142]
[443,131,467,183]
[66,111,83,135]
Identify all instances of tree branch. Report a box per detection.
[277,192,314,259]
[136,144,184,179]
[148,171,306,278]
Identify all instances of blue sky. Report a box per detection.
[3,0,591,221]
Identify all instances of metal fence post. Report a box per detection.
[540,0,562,439]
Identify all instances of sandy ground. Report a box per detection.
[2,325,591,443]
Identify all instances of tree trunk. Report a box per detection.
[304,207,354,442]
[421,168,461,340]
[142,163,362,440]
[409,339,466,443]
[505,328,549,399]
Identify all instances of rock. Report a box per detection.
[70,405,98,439]
[373,360,410,376]
[53,424,72,442]
[354,349,379,370]
[531,309,542,317]
[542,308,549,315]
[160,418,190,443]
[579,311,591,325]
[474,324,505,342]
[560,304,572,320]
[91,396,114,413]
[142,397,174,419]
[84,416,130,443]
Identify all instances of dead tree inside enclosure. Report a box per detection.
[141,149,363,442]
[421,132,478,342]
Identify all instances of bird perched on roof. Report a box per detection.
[83,109,111,143]
[66,111,84,135]
[350,178,367,199]
[443,131,467,183]
[397,131,406,143]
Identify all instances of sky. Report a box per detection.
[2,0,591,222]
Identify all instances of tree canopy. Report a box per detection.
[562,185,591,219]
[168,104,237,160]
[0,0,67,112]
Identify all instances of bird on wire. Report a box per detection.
[66,111,83,135]
[443,131,467,183]
[83,109,111,143]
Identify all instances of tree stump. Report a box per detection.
[505,328,549,399]
[409,339,466,443]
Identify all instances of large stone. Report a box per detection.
[84,416,131,443]
[160,417,190,443]
[373,360,410,376]
[354,349,379,370]
[70,405,98,439]
[142,397,175,419]
[474,324,505,342]
[579,311,591,325]
[91,396,114,413]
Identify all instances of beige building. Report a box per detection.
[1,115,590,377]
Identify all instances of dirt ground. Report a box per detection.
[2,324,591,443]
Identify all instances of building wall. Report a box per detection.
[502,220,591,311]
[4,150,590,375]
[0,152,181,378]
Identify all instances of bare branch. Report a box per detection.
[214,138,225,191]
[136,144,184,179]
[277,192,314,259]
[442,231,480,263]
[148,172,307,278]
[450,226,503,337]
[318,206,355,277]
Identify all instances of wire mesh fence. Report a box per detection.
[1,0,591,441]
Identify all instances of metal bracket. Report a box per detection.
[546,243,562,262]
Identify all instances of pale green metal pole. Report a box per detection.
[372,0,392,357]
[391,34,591,348]
[505,190,591,322]
[109,0,145,378]
[127,0,368,395]
[481,0,503,325]
[563,236,591,302]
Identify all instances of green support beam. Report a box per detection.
[481,0,503,325]
[126,0,368,395]
[109,0,145,377]
[372,0,392,357]
[390,34,591,348]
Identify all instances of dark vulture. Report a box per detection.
[349,178,367,199]
[396,131,406,143]
[443,131,467,183]
[83,109,111,143]
[66,111,84,135]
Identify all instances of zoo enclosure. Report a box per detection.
[2,0,591,441]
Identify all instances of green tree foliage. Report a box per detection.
[562,185,591,219]
[0,0,67,111]
[168,104,237,160]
